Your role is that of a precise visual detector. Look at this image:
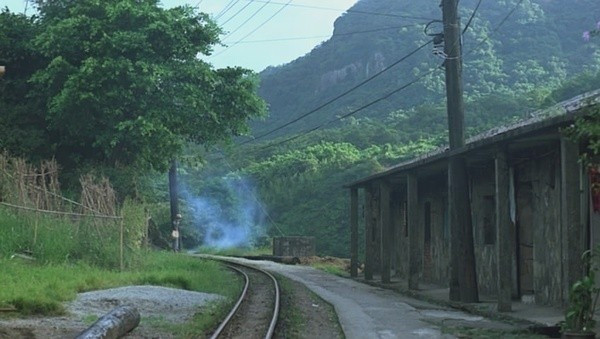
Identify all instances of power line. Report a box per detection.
[215,0,293,57]
[462,0,482,34]
[228,24,419,44]
[464,0,524,57]
[215,0,238,20]
[216,0,244,21]
[240,0,437,21]
[220,1,254,26]
[239,39,433,145]
[257,66,440,151]
[193,0,205,9]
[220,0,272,41]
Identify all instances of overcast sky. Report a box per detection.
[3,0,359,72]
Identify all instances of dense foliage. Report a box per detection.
[0,0,266,176]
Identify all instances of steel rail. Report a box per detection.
[261,265,280,339]
[209,259,280,339]
[209,265,249,339]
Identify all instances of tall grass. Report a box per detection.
[0,207,241,320]
[0,207,130,268]
[0,252,240,315]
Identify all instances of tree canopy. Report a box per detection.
[0,0,266,172]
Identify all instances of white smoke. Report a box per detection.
[183,175,266,249]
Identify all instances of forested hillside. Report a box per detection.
[253,0,600,138]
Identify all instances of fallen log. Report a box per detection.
[76,305,140,339]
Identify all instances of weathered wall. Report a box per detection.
[418,174,450,286]
[470,163,499,297]
[392,188,409,278]
[273,236,316,257]
[380,145,566,306]
[527,150,562,306]
[364,183,381,276]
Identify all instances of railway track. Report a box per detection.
[209,260,280,339]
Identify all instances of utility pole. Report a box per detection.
[442,0,479,303]
[169,159,181,252]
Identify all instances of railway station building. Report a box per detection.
[346,90,600,309]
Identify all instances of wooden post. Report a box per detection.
[364,185,374,280]
[561,137,583,302]
[380,180,391,283]
[391,192,400,276]
[169,160,180,252]
[407,172,419,289]
[372,184,381,275]
[350,187,359,278]
[119,218,124,271]
[495,149,512,312]
[0,66,5,76]
[443,0,479,303]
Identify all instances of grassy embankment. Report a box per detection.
[0,207,241,335]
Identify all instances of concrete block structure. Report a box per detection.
[273,236,316,257]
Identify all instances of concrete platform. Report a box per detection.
[360,274,565,328]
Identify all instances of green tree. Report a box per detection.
[0,10,49,160]
[26,0,265,172]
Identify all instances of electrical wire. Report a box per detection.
[220,0,272,41]
[227,24,419,44]
[463,0,524,57]
[240,0,438,21]
[238,39,433,145]
[215,0,238,20]
[462,0,482,34]
[214,0,292,57]
[220,1,254,26]
[216,0,244,21]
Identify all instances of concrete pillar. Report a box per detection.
[365,185,374,280]
[380,180,392,283]
[408,172,419,290]
[495,149,512,312]
[561,137,583,302]
[350,187,359,278]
